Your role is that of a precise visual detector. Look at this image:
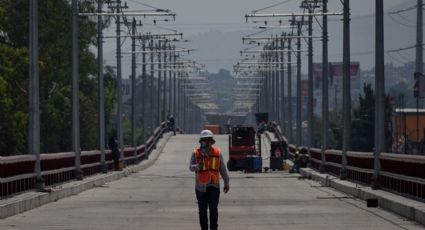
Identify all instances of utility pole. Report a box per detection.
[150,39,155,133]
[173,51,177,118]
[341,0,351,180]
[157,41,162,125]
[131,18,137,157]
[270,43,275,122]
[416,0,423,141]
[416,0,423,74]
[98,0,107,172]
[308,6,314,150]
[141,36,147,143]
[320,0,328,173]
[287,37,293,143]
[274,38,279,124]
[280,38,286,133]
[373,0,385,189]
[275,38,280,125]
[72,0,82,180]
[177,71,180,128]
[115,0,124,164]
[162,41,167,121]
[296,20,302,146]
[168,43,173,116]
[183,74,187,131]
[29,0,44,190]
[264,49,269,116]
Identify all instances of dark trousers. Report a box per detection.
[196,187,220,230]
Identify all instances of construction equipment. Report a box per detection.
[227,126,262,172]
[203,124,221,134]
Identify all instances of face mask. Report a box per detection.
[200,141,207,149]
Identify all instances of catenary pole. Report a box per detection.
[416,0,423,75]
[296,20,302,146]
[320,0,329,173]
[98,0,107,172]
[416,0,423,141]
[308,6,314,150]
[29,0,44,190]
[116,0,124,165]
[287,37,293,144]
[280,39,286,133]
[372,0,385,189]
[341,0,351,179]
[150,39,154,134]
[157,41,162,125]
[72,0,83,179]
[141,36,147,143]
[131,18,136,157]
[168,44,173,116]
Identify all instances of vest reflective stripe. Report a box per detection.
[211,157,217,171]
[194,147,221,185]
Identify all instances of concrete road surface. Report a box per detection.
[0,135,423,230]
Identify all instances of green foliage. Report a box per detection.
[0,44,28,155]
[328,111,342,149]
[0,0,116,155]
[350,84,375,151]
[350,83,393,152]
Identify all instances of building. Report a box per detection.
[393,108,425,143]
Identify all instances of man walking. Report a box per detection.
[189,130,230,230]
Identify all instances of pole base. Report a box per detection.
[371,175,380,190]
[339,168,347,180]
[75,169,84,181]
[319,163,326,173]
[35,177,45,192]
[100,163,108,173]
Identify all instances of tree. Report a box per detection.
[0,0,116,155]
[350,83,393,152]
[0,44,28,155]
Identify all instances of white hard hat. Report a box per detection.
[199,129,214,142]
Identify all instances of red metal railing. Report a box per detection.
[0,122,168,199]
[269,122,425,201]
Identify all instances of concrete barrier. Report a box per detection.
[0,132,172,219]
[299,167,425,226]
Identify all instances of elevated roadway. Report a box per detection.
[0,135,423,229]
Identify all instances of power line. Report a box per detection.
[388,13,416,28]
[389,3,422,15]
[386,52,407,64]
[387,44,418,53]
[251,0,295,14]
[127,0,162,10]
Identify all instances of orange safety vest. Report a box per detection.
[194,147,221,185]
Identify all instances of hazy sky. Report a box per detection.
[124,0,408,35]
[102,0,416,74]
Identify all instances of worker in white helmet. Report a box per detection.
[189,129,230,230]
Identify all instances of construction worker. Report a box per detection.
[290,150,300,173]
[189,129,230,230]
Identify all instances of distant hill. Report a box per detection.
[207,69,234,113]
[187,12,416,74]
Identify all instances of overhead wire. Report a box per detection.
[126,0,163,10]
[389,3,422,15]
[251,0,295,13]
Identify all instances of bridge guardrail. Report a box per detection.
[269,122,425,202]
[0,122,168,199]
